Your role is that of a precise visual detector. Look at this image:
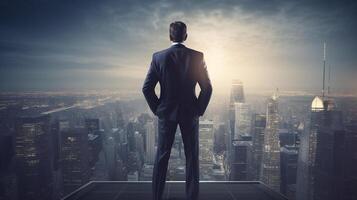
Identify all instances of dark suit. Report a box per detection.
[142,43,212,200]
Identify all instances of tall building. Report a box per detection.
[279,129,295,147]
[88,130,103,168]
[296,43,337,200]
[0,128,14,171]
[105,129,127,181]
[296,96,325,200]
[339,124,357,200]
[60,127,90,196]
[296,98,357,200]
[14,115,54,200]
[126,122,138,152]
[313,109,345,200]
[229,80,245,139]
[145,121,155,164]
[228,80,248,180]
[249,114,266,180]
[134,131,144,158]
[261,94,281,192]
[234,102,251,139]
[85,118,100,134]
[230,136,252,181]
[230,79,245,104]
[214,123,227,154]
[105,135,118,180]
[199,119,214,180]
[0,127,16,200]
[51,119,70,199]
[280,145,298,200]
[85,118,102,169]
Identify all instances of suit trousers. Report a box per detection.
[152,116,199,200]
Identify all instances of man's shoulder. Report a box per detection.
[153,46,203,59]
[152,48,170,58]
[185,47,204,57]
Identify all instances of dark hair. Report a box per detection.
[169,21,187,42]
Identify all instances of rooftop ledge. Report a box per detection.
[62,181,288,200]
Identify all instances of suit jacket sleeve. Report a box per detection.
[197,53,213,116]
[142,54,160,115]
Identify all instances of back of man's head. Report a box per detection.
[169,21,187,43]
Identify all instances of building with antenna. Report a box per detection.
[296,42,328,200]
[296,42,346,200]
[322,42,326,98]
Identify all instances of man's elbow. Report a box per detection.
[142,85,150,97]
[208,84,213,93]
[142,84,156,99]
[205,83,213,96]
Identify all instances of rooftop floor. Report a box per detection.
[62,181,287,200]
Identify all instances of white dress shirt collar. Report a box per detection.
[171,42,184,46]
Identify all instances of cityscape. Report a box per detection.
[1,71,357,199]
[1,0,357,200]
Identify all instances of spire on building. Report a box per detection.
[322,42,326,98]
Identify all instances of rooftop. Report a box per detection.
[62,181,287,200]
[311,96,324,111]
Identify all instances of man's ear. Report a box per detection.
[183,34,188,41]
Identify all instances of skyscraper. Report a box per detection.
[297,97,357,200]
[296,96,325,200]
[339,124,357,200]
[234,102,251,139]
[14,115,54,200]
[227,80,254,181]
[280,145,298,200]
[85,118,100,134]
[85,118,102,170]
[249,114,266,180]
[60,127,90,196]
[230,136,252,181]
[228,80,247,180]
[145,121,155,164]
[296,43,341,200]
[313,109,344,200]
[230,80,245,104]
[199,119,214,180]
[229,80,245,140]
[261,94,281,192]
[214,123,227,154]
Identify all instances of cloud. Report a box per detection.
[0,0,356,92]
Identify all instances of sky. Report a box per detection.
[0,0,357,95]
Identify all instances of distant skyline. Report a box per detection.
[1,0,357,94]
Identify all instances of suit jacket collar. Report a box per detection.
[171,43,185,48]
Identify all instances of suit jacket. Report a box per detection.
[142,43,212,120]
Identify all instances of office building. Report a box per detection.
[296,96,325,200]
[230,136,252,181]
[261,94,281,192]
[60,127,90,196]
[145,121,155,164]
[249,114,266,180]
[85,118,100,134]
[199,119,214,180]
[280,145,298,200]
[14,115,54,200]
[234,102,251,139]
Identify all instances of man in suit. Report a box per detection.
[142,21,212,200]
